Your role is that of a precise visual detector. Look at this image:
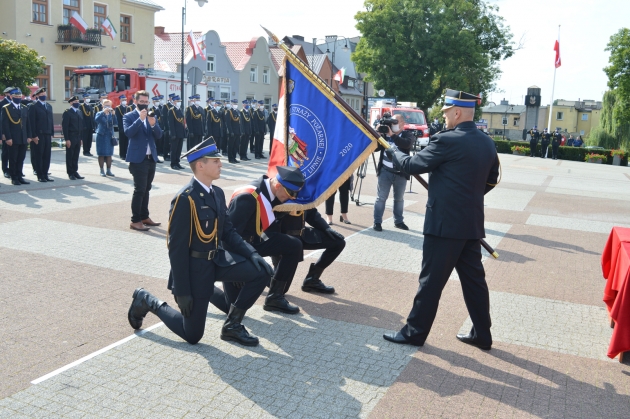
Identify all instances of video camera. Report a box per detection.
[147,109,156,118]
[376,113,398,134]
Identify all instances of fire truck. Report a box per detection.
[369,101,430,147]
[71,66,206,107]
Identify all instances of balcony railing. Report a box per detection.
[56,27,104,52]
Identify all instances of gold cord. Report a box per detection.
[209,110,221,123]
[81,104,91,117]
[3,106,21,125]
[188,196,218,246]
[271,112,276,122]
[187,107,202,119]
[170,108,184,124]
[241,111,250,122]
[229,110,240,122]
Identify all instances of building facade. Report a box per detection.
[0,0,162,121]
[538,100,602,138]
[481,100,526,140]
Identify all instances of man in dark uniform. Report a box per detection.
[1,88,32,185]
[219,100,230,155]
[540,128,551,158]
[28,87,54,182]
[22,95,36,177]
[225,99,241,164]
[127,139,272,346]
[528,126,540,157]
[1,87,14,178]
[79,93,95,156]
[161,94,175,161]
[267,103,277,154]
[150,95,163,160]
[239,100,252,161]
[253,100,267,159]
[551,128,562,160]
[185,94,204,151]
[206,99,223,149]
[382,89,500,350]
[62,96,84,180]
[227,166,309,314]
[115,94,130,159]
[128,96,136,112]
[167,95,186,170]
[92,92,108,114]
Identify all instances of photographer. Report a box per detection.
[95,99,116,176]
[373,113,414,232]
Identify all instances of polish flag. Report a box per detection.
[187,30,206,60]
[333,67,346,84]
[267,79,287,178]
[554,37,561,68]
[69,11,88,34]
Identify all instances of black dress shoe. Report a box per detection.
[456,333,491,350]
[373,223,382,232]
[74,173,85,179]
[171,165,180,170]
[241,156,251,161]
[45,177,54,182]
[383,331,424,346]
[69,175,77,180]
[176,164,185,170]
[37,178,47,183]
[3,172,10,179]
[233,159,240,163]
[395,222,409,230]
[164,156,171,161]
[11,179,20,186]
[18,178,30,185]
[221,305,259,346]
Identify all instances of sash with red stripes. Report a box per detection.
[230,185,275,233]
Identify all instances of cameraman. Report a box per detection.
[373,114,414,232]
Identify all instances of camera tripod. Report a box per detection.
[351,152,378,206]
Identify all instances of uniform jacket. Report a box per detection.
[206,108,223,140]
[225,108,241,136]
[150,106,162,130]
[528,129,540,141]
[123,109,162,163]
[540,132,551,143]
[79,103,95,131]
[186,105,204,135]
[240,108,252,135]
[253,109,266,134]
[29,100,54,136]
[0,97,10,140]
[2,103,31,144]
[115,104,130,139]
[267,111,277,138]
[551,132,562,145]
[227,176,277,243]
[394,120,499,240]
[167,178,256,297]
[61,107,84,144]
[276,208,331,244]
[167,106,186,139]
[93,102,104,114]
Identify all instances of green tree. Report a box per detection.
[601,29,630,150]
[353,0,514,115]
[0,39,46,94]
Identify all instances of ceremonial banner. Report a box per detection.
[268,54,378,211]
[188,30,206,60]
[69,11,88,34]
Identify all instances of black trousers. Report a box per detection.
[301,233,346,270]
[162,131,170,158]
[119,134,129,159]
[529,140,538,157]
[254,132,265,156]
[249,133,255,152]
[65,140,81,175]
[325,178,351,215]
[128,157,156,223]
[156,260,268,344]
[255,233,303,289]
[221,134,228,154]
[1,141,8,174]
[552,144,559,159]
[239,134,249,158]
[188,134,203,152]
[82,130,93,155]
[8,143,27,180]
[540,141,549,158]
[31,135,52,178]
[227,134,239,161]
[170,137,184,167]
[401,234,492,346]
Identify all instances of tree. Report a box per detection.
[0,39,46,94]
[602,28,630,150]
[353,0,514,116]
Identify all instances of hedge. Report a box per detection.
[492,139,629,166]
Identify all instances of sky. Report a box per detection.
[153,0,630,106]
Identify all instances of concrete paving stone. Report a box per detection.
[526,213,630,234]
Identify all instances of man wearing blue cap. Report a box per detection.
[2,88,32,185]
[382,88,499,350]
[62,95,85,180]
[253,100,267,159]
[80,93,95,156]
[267,103,277,154]
[225,99,242,163]
[28,87,54,182]
[115,95,131,159]
[1,87,15,178]
[127,138,272,346]
[528,126,539,157]
[239,100,252,161]
[167,95,186,170]
[206,98,223,152]
[186,94,204,150]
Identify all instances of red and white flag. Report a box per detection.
[333,67,346,84]
[187,30,206,60]
[69,11,88,34]
[268,78,287,178]
[554,37,561,68]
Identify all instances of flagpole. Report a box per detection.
[547,25,560,132]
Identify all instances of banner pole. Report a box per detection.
[547,25,560,132]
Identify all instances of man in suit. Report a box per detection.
[123,90,163,232]
[528,126,540,157]
[115,94,130,159]
[267,103,277,154]
[167,95,186,170]
[28,87,54,182]
[382,89,500,350]
[62,96,84,180]
[79,93,95,156]
[239,100,252,161]
[1,88,32,185]
[225,99,241,164]
[185,94,204,151]
[1,87,14,179]
[227,166,308,314]
[127,139,272,346]
[253,100,267,159]
[206,98,223,149]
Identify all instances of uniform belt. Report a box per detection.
[190,249,217,260]
[285,229,303,237]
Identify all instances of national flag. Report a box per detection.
[230,186,275,232]
[333,67,346,84]
[554,38,561,68]
[69,11,88,34]
[101,16,117,40]
[268,56,378,210]
[187,30,206,60]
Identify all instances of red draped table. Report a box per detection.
[601,226,630,361]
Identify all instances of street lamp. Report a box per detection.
[502,103,513,140]
[323,35,350,89]
[181,0,207,108]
